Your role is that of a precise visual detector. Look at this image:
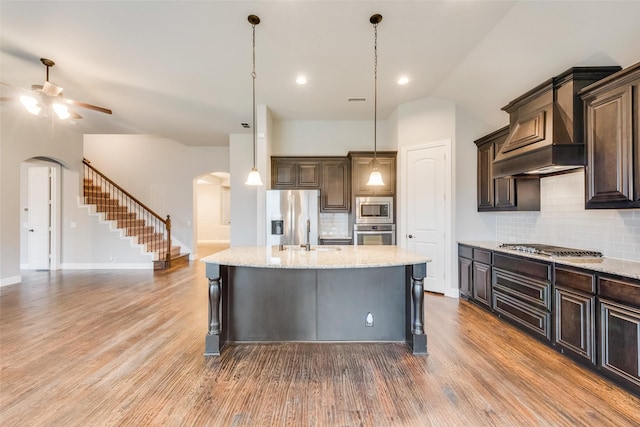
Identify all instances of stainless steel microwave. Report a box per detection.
[355,196,394,224]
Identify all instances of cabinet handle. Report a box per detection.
[408,234,414,239]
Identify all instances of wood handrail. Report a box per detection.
[83,159,167,224]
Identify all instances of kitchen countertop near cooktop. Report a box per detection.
[459,241,640,280]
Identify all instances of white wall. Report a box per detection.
[229,133,258,246]
[454,105,499,242]
[83,135,229,255]
[272,120,393,156]
[1,109,84,285]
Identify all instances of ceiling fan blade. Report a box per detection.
[43,81,63,97]
[0,96,18,101]
[70,110,83,119]
[64,98,112,115]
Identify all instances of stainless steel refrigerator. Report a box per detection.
[266,189,319,247]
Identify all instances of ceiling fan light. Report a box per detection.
[20,95,41,115]
[53,103,70,119]
[366,169,385,186]
[245,168,263,186]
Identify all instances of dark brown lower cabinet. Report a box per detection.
[472,262,491,308]
[554,266,596,364]
[555,288,596,363]
[459,257,473,299]
[597,272,640,395]
[458,244,640,396]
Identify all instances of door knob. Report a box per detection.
[408,234,414,239]
[28,229,34,232]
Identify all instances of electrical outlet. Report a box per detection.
[365,312,374,327]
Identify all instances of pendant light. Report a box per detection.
[366,13,384,186]
[245,14,263,186]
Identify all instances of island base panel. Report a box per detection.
[205,262,427,355]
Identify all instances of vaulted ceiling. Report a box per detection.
[2,1,639,146]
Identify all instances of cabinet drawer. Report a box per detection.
[555,267,596,294]
[493,290,551,340]
[493,253,551,281]
[458,245,473,259]
[598,276,640,306]
[473,248,492,264]
[493,268,551,310]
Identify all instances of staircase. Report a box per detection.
[83,160,189,270]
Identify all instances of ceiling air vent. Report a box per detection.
[347,97,367,103]
[240,122,250,129]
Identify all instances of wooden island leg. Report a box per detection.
[205,264,222,356]
[408,263,427,355]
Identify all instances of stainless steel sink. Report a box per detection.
[313,246,341,252]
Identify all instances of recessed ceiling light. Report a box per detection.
[397,76,410,85]
[296,75,307,85]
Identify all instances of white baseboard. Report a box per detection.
[1,275,22,287]
[60,263,152,270]
[444,288,460,299]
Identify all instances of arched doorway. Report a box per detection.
[193,172,230,258]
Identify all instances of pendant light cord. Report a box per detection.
[373,19,378,167]
[252,22,257,170]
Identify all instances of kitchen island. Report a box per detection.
[201,245,430,356]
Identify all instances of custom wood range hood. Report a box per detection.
[493,66,621,178]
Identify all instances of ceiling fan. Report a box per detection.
[0,57,112,120]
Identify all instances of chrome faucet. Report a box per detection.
[303,219,311,251]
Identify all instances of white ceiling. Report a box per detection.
[2,1,639,147]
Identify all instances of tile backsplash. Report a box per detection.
[496,170,640,262]
[319,212,350,238]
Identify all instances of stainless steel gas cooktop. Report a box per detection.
[498,243,603,258]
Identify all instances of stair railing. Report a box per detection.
[83,159,172,267]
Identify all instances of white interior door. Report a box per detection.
[27,166,51,270]
[404,142,450,294]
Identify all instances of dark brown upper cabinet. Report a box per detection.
[475,127,540,211]
[271,158,320,188]
[580,62,640,209]
[350,151,396,197]
[321,159,350,212]
[271,157,350,213]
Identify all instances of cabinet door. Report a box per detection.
[297,162,320,187]
[272,159,296,188]
[473,262,491,308]
[585,84,638,208]
[477,143,494,210]
[458,257,473,299]
[599,299,640,391]
[321,160,350,212]
[352,156,395,196]
[555,287,595,363]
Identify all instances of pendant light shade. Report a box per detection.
[366,169,384,186]
[245,14,263,186]
[367,13,384,187]
[245,168,263,186]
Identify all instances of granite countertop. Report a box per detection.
[201,245,430,269]
[459,241,640,280]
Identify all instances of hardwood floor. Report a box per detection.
[1,256,639,426]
